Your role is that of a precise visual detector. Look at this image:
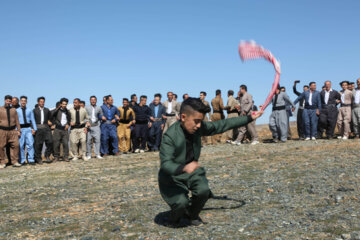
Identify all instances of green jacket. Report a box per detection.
[159,116,252,177]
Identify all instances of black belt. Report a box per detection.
[71,123,86,129]
[213,110,223,114]
[119,119,131,124]
[136,120,148,124]
[341,104,351,107]
[227,110,238,114]
[165,113,176,117]
[272,106,286,111]
[305,105,317,110]
[56,125,67,130]
[0,125,16,130]
[20,123,31,128]
[322,104,336,108]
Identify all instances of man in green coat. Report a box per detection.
[158,97,263,227]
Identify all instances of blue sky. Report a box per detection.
[1,0,359,123]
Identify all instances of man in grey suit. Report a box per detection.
[85,96,103,160]
[270,87,295,142]
[163,92,179,133]
[232,85,259,145]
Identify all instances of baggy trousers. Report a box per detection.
[352,107,360,136]
[19,127,35,163]
[70,128,86,157]
[269,109,288,142]
[236,113,258,142]
[87,125,101,156]
[101,123,118,154]
[318,105,338,138]
[117,123,131,152]
[34,127,53,162]
[53,128,69,159]
[134,124,148,150]
[0,129,19,165]
[148,121,162,150]
[211,113,223,144]
[226,113,239,140]
[296,108,304,138]
[303,109,318,138]
[337,106,351,137]
[159,167,210,222]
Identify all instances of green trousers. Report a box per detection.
[158,167,210,222]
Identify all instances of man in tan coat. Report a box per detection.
[200,91,211,145]
[163,92,179,133]
[224,90,240,142]
[211,89,225,144]
[0,95,21,168]
[69,98,90,160]
[233,85,259,145]
[337,81,353,140]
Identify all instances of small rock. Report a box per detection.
[112,226,121,232]
[341,233,351,239]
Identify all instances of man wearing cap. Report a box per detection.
[337,81,353,140]
[16,96,37,165]
[318,81,341,139]
[294,82,322,140]
[0,95,21,168]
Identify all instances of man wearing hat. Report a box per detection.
[337,81,353,140]
[0,95,21,168]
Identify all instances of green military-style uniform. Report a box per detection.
[158,115,253,222]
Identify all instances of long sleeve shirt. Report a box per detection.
[133,105,151,124]
[0,106,21,131]
[100,104,120,122]
[16,107,37,130]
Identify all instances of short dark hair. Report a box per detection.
[350,82,355,85]
[80,100,85,105]
[309,82,316,86]
[37,96,45,102]
[228,90,234,96]
[74,98,81,102]
[105,95,112,101]
[55,101,61,108]
[131,94,137,100]
[183,93,188,100]
[304,85,309,89]
[154,93,162,98]
[280,86,285,90]
[90,95,97,100]
[140,95,147,100]
[215,89,221,95]
[200,91,207,96]
[20,96,27,100]
[60,97,68,103]
[123,98,129,102]
[180,97,211,115]
[4,95,12,100]
[240,85,247,91]
[174,94,178,98]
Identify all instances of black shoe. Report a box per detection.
[36,160,43,165]
[190,217,207,226]
[29,162,36,166]
[122,152,128,154]
[164,217,190,228]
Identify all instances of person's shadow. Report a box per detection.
[154,195,246,227]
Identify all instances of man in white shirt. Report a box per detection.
[162,92,179,133]
[352,78,360,138]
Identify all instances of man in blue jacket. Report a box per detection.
[294,82,321,140]
[148,93,166,151]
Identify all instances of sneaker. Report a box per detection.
[72,156,78,161]
[84,156,91,161]
[273,138,279,143]
[96,155,103,159]
[311,137,316,140]
[140,149,145,153]
[251,140,259,145]
[134,149,140,153]
[231,141,241,145]
[0,164,6,169]
[337,136,342,139]
[12,162,22,167]
[305,137,310,141]
[226,140,232,144]
[342,136,348,140]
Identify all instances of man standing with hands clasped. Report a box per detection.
[158,97,263,227]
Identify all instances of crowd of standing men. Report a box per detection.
[1,78,358,169]
[0,85,259,169]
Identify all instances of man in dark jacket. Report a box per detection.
[158,98,263,227]
[148,93,166,151]
[293,80,309,140]
[132,95,151,153]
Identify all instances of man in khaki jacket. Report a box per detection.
[337,81,353,140]
[233,85,259,145]
[69,98,90,160]
[224,90,240,142]
[163,92,179,133]
[210,89,225,144]
[117,98,135,153]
